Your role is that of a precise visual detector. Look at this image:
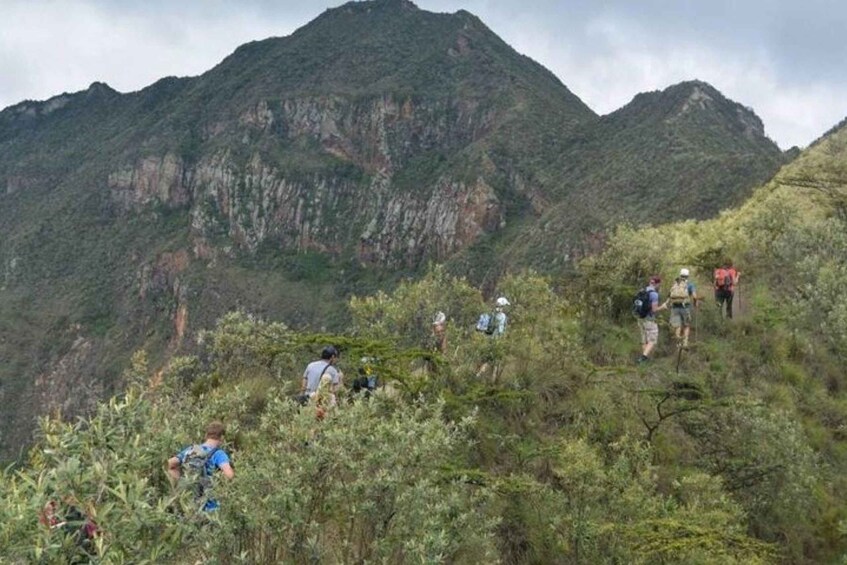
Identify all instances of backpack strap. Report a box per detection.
[319,362,332,380]
[195,445,220,477]
[186,444,219,468]
[204,446,220,470]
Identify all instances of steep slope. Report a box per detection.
[0,0,597,460]
[0,0,788,460]
[500,81,788,270]
[1,0,597,265]
[574,118,847,561]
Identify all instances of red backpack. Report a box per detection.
[714,268,732,290]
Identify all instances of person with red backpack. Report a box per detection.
[714,261,740,318]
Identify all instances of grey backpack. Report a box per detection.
[182,445,218,501]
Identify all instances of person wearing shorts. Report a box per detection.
[638,276,667,364]
[668,269,698,348]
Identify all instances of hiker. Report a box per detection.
[475,297,510,337]
[635,276,668,363]
[351,356,378,398]
[432,311,447,353]
[39,496,98,560]
[493,297,509,335]
[714,261,740,318]
[474,297,510,378]
[167,421,234,512]
[301,346,341,398]
[668,268,698,348]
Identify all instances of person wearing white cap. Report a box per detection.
[494,297,510,336]
[432,311,447,353]
[475,297,511,337]
[668,268,698,348]
[474,297,511,378]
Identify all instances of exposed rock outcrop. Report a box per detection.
[109,93,506,265]
[33,337,103,420]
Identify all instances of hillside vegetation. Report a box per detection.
[0,0,792,461]
[1,123,845,563]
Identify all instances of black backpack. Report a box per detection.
[632,288,653,318]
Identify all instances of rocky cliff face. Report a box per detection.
[107,93,505,265]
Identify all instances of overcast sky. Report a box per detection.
[1,0,843,149]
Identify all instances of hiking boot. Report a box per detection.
[637,355,649,364]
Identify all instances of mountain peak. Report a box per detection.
[87,81,115,94]
[361,0,418,10]
[675,81,721,113]
[612,80,768,143]
[325,0,419,18]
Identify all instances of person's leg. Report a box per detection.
[682,307,692,346]
[671,311,683,344]
[717,291,728,317]
[639,321,649,360]
[726,291,734,319]
[640,320,658,359]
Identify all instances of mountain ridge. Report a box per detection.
[0,0,792,460]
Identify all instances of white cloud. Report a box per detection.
[0,2,289,104]
[500,12,846,148]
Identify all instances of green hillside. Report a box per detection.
[500,80,789,271]
[2,121,845,563]
[0,0,789,463]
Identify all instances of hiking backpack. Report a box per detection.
[182,445,218,501]
[669,280,690,303]
[714,268,732,290]
[632,288,653,318]
[476,313,497,335]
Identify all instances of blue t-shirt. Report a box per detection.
[177,443,230,511]
[646,285,659,319]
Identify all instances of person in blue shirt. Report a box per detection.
[668,268,699,348]
[638,276,668,363]
[167,421,234,512]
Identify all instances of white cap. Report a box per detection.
[432,311,446,325]
[679,268,690,277]
[496,296,510,307]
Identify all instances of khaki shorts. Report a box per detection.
[669,305,692,328]
[639,318,659,345]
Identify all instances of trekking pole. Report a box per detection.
[736,285,741,318]
[676,341,684,374]
[694,305,698,345]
